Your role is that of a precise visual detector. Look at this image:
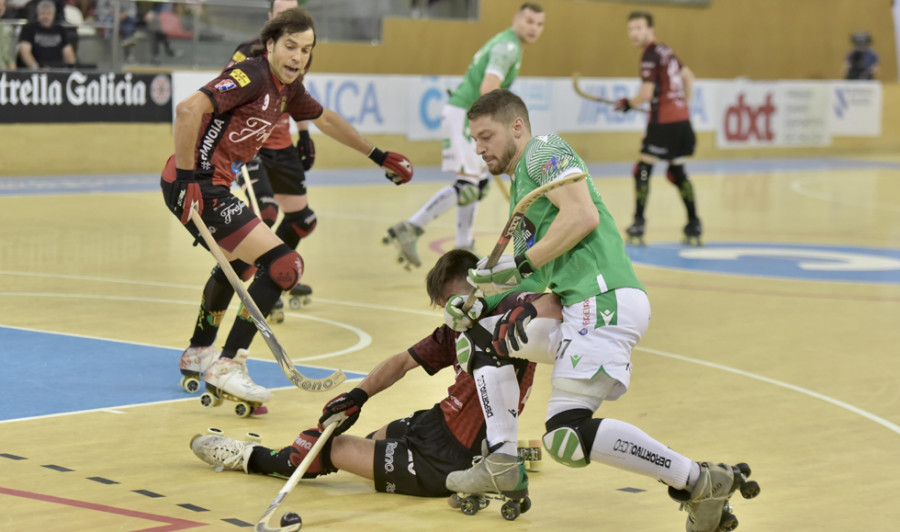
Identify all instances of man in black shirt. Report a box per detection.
[17,0,76,68]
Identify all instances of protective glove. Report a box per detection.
[614,97,631,112]
[165,168,203,224]
[443,294,487,331]
[368,147,413,185]
[296,130,316,171]
[467,253,535,295]
[318,387,369,435]
[492,301,538,356]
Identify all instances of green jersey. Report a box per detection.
[498,135,645,307]
[448,28,523,111]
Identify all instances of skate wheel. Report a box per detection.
[252,405,268,416]
[740,479,760,499]
[270,310,284,324]
[207,427,225,435]
[719,510,739,531]
[246,432,262,443]
[735,462,751,478]
[500,500,520,521]
[382,235,391,245]
[289,297,302,310]
[520,496,531,514]
[200,393,217,408]
[234,402,251,418]
[459,496,480,516]
[180,376,200,394]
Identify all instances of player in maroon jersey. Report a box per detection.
[189,249,561,498]
[161,7,413,409]
[616,11,702,246]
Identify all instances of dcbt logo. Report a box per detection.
[627,242,900,284]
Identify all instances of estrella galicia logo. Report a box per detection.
[626,242,900,284]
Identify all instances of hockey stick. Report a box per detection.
[189,208,346,391]
[462,171,588,312]
[254,421,339,532]
[236,162,262,217]
[493,174,510,201]
[572,73,649,114]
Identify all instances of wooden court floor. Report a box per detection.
[1,157,899,531]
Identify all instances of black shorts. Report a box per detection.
[372,405,476,497]
[160,178,261,253]
[258,146,307,196]
[640,120,696,161]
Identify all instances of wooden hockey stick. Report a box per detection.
[189,208,346,391]
[462,171,588,311]
[237,162,262,217]
[254,421,339,532]
[572,73,649,114]
[493,174,510,201]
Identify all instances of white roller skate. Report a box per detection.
[382,221,423,270]
[201,349,271,417]
[190,433,258,473]
[446,442,531,521]
[669,461,760,532]
[179,346,219,393]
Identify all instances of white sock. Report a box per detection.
[473,364,520,456]
[455,201,478,248]
[588,418,693,490]
[408,185,456,229]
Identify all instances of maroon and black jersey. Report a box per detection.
[640,42,690,124]
[407,293,541,452]
[226,38,310,150]
[192,56,323,186]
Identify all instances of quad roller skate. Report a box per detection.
[517,439,542,472]
[269,298,285,324]
[179,346,219,393]
[446,445,531,521]
[382,221,423,270]
[190,429,262,473]
[287,283,312,310]
[669,461,760,532]
[683,217,703,247]
[200,350,271,417]
[625,216,646,246]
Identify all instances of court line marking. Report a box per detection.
[1,276,897,436]
[0,486,206,531]
[637,345,900,436]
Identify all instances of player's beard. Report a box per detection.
[488,137,519,175]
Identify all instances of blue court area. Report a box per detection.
[628,242,900,284]
[0,326,365,422]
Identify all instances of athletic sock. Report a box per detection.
[409,185,456,229]
[473,364,520,455]
[189,274,234,347]
[588,418,693,490]
[222,275,282,355]
[455,201,478,248]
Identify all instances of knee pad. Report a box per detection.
[282,206,317,239]
[633,161,652,185]
[258,197,280,228]
[213,261,255,283]
[289,428,337,478]
[666,164,687,186]
[543,409,603,468]
[455,321,515,374]
[453,179,480,206]
[256,244,303,291]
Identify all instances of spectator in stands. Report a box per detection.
[844,31,878,80]
[95,0,138,61]
[17,0,76,68]
[142,2,181,64]
[0,0,17,69]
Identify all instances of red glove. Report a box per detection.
[296,130,315,171]
[318,387,369,435]
[166,169,203,224]
[492,301,537,357]
[614,97,631,112]
[368,147,413,185]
